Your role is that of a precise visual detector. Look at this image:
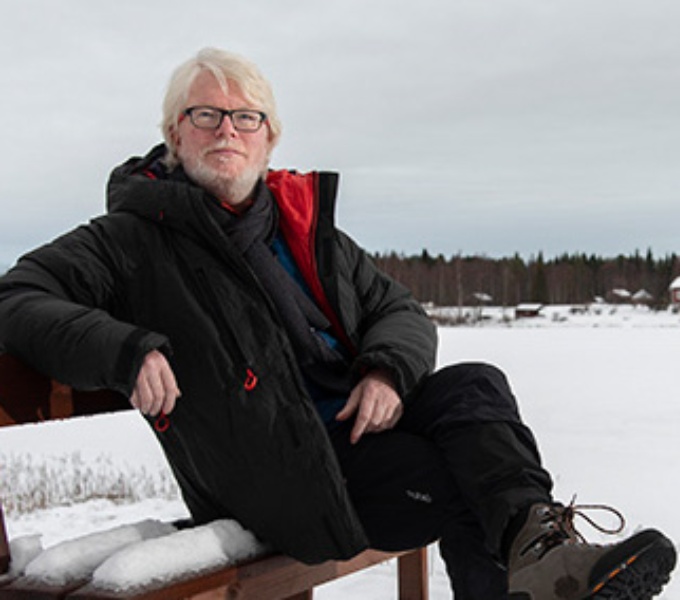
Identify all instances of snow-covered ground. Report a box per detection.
[1,304,678,598]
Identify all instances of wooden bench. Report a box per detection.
[0,354,429,599]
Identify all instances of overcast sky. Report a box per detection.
[1,0,679,265]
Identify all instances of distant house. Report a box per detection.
[607,288,632,304]
[632,289,654,305]
[472,292,493,304]
[515,303,543,319]
[670,277,680,305]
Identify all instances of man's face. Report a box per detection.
[172,70,273,208]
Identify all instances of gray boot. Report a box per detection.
[508,502,676,599]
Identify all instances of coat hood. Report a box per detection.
[106,144,229,236]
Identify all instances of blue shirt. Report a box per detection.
[271,234,348,426]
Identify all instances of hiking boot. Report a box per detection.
[508,501,676,599]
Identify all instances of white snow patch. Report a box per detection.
[23,520,175,585]
[92,520,267,591]
[0,535,42,582]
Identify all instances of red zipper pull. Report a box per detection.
[154,411,170,432]
[244,368,258,391]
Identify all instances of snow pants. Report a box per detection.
[329,362,554,599]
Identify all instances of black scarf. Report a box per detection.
[221,182,353,397]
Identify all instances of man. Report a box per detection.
[0,48,675,599]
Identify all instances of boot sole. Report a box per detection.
[589,531,676,599]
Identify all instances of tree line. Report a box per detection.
[372,249,680,307]
[3,251,678,308]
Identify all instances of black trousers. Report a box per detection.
[330,363,553,599]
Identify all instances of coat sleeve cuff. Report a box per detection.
[112,328,171,396]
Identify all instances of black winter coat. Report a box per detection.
[0,145,437,563]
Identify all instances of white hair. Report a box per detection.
[161,48,281,168]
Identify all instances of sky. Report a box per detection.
[1,0,679,266]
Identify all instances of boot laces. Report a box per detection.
[525,496,626,559]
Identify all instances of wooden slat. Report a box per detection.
[213,550,402,600]
[0,354,128,429]
[63,549,422,600]
[0,505,9,575]
[0,578,88,599]
[397,547,429,600]
[48,382,74,421]
[280,592,313,600]
[0,354,51,425]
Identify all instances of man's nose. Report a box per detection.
[215,114,238,137]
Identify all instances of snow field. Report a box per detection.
[1,310,678,597]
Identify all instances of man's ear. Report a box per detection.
[266,131,278,159]
[169,125,181,150]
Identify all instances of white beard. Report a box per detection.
[185,160,262,207]
[179,144,266,207]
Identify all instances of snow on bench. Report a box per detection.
[2,518,265,591]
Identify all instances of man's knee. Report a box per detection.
[437,362,509,386]
[409,362,521,424]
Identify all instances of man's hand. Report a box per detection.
[336,370,403,444]
[130,350,181,416]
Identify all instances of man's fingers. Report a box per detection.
[160,391,178,416]
[337,371,403,444]
[147,368,167,416]
[131,375,152,414]
[351,399,398,443]
[350,393,388,444]
[350,403,373,444]
[130,389,142,411]
[384,402,404,429]
[336,390,360,421]
[158,361,180,415]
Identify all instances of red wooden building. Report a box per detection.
[670,277,680,305]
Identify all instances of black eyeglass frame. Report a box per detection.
[182,106,268,132]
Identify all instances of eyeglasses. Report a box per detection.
[182,106,267,132]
